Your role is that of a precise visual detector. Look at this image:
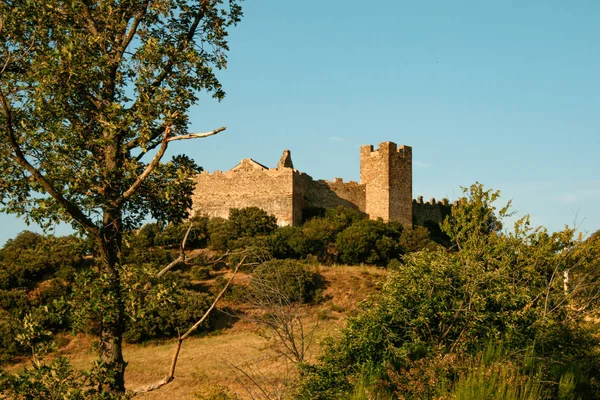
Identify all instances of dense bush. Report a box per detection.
[0,357,128,400]
[336,219,403,265]
[268,206,440,266]
[0,233,87,362]
[207,217,235,250]
[191,265,211,280]
[71,264,212,343]
[0,231,86,288]
[398,225,439,253]
[300,217,339,262]
[207,207,278,250]
[269,226,310,259]
[297,184,600,399]
[324,206,365,231]
[250,260,316,304]
[228,207,278,237]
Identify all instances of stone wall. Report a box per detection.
[412,196,451,227]
[191,163,296,226]
[292,171,310,225]
[191,143,421,228]
[306,177,366,212]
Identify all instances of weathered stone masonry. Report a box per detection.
[191,141,448,228]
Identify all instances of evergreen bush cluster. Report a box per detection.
[139,205,441,266]
[295,184,600,399]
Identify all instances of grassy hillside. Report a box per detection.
[8,265,387,399]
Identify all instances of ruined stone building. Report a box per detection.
[191,141,449,228]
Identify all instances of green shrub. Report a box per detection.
[398,225,438,253]
[122,244,172,269]
[191,265,211,280]
[269,226,309,259]
[297,184,600,399]
[72,265,212,343]
[0,357,128,399]
[0,231,85,289]
[207,217,235,250]
[324,206,365,231]
[228,207,278,237]
[250,260,316,304]
[0,309,24,362]
[0,289,30,317]
[207,208,278,251]
[135,222,161,248]
[301,218,339,262]
[336,219,402,265]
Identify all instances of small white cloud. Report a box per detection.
[414,160,432,168]
[329,136,345,143]
[559,194,578,204]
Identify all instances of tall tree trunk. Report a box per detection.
[96,209,127,393]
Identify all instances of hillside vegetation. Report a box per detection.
[1,183,599,399]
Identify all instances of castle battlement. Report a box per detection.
[414,196,450,206]
[361,142,412,158]
[191,141,444,229]
[326,177,362,186]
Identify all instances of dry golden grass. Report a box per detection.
[9,264,387,399]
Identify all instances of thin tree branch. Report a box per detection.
[155,222,194,278]
[0,88,100,236]
[113,1,150,64]
[180,221,193,257]
[166,126,226,143]
[125,6,207,146]
[222,359,274,400]
[79,1,100,38]
[120,124,171,202]
[127,125,226,153]
[132,256,245,395]
[121,124,225,202]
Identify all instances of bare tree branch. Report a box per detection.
[242,272,319,365]
[222,358,276,400]
[121,123,225,202]
[166,126,226,143]
[132,256,245,395]
[120,123,171,202]
[156,222,195,278]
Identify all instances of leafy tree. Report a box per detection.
[0,0,243,392]
[298,184,600,399]
[228,207,278,237]
[336,219,402,265]
[0,231,86,288]
[205,207,277,250]
[324,206,365,230]
[270,225,310,259]
[398,225,439,253]
[0,357,127,400]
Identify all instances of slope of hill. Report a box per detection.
[36,265,387,399]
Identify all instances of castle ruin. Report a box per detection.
[191,141,448,227]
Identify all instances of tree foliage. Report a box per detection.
[297,184,600,399]
[0,0,243,392]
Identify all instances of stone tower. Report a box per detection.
[360,141,412,227]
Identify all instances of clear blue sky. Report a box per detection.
[1,0,599,244]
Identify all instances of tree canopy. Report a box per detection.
[0,0,243,393]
